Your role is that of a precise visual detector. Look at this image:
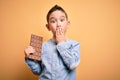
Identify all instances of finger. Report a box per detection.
[58,28,61,35]
[29,47,35,53]
[25,47,35,55]
[56,28,59,35]
[27,46,34,49]
[59,28,63,34]
[24,49,30,55]
[58,28,62,35]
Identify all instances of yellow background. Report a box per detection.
[0,0,120,80]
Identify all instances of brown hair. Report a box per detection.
[46,5,68,23]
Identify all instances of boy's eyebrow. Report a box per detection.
[49,17,55,21]
[49,16,66,20]
[60,16,65,19]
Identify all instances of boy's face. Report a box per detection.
[46,10,70,37]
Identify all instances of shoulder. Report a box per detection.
[42,39,55,47]
[62,39,80,49]
[43,39,52,45]
[67,39,80,46]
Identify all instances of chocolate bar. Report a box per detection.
[28,34,43,61]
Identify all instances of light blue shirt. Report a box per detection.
[25,39,80,80]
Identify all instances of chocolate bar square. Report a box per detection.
[28,34,43,61]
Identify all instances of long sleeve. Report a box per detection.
[25,59,42,75]
[25,42,46,75]
[56,41,80,70]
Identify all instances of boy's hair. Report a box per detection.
[46,5,68,23]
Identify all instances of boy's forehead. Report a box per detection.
[49,10,66,19]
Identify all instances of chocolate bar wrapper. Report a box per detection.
[28,34,43,61]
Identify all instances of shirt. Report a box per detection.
[25,39,80,80]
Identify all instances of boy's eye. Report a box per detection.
[50,20,56,23]
[60,19,65,22]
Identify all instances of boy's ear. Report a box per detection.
[67,21,70,25]
[67,21,70,28]
[46,24,51,31]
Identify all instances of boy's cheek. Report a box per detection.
[52,30,56,34]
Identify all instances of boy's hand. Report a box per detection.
[24,46,35,58]
[55,28,66,43]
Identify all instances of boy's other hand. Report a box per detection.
[55,28,66,43]
[24,46,35,57]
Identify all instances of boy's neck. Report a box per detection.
[52,35,68,42]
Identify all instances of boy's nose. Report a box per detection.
[57,22,61,27]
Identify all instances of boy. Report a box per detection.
[24,5,80,80]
